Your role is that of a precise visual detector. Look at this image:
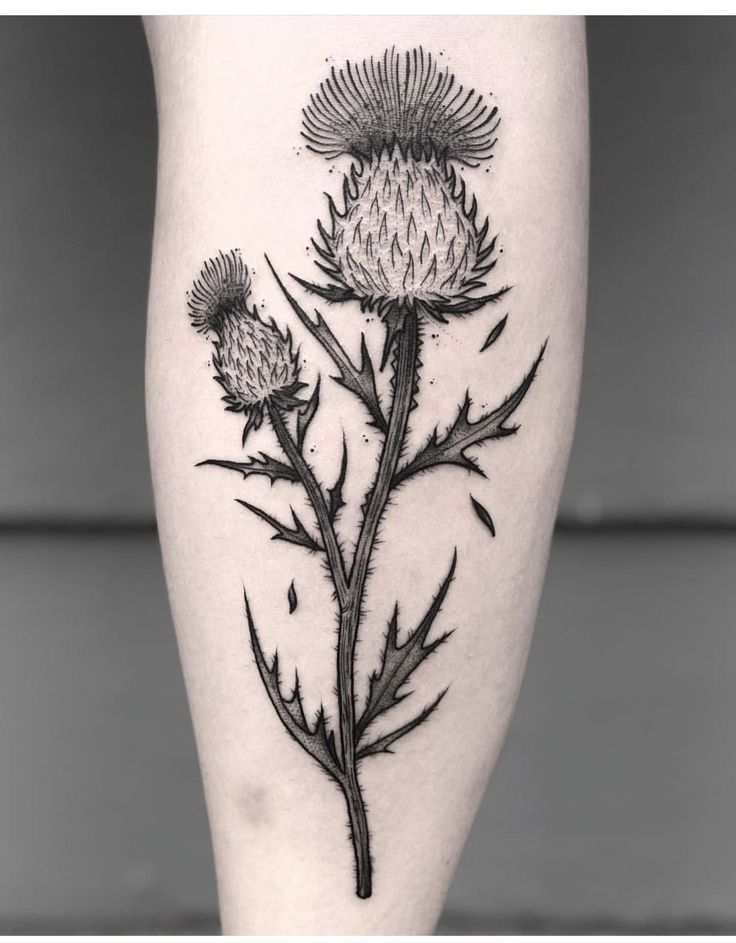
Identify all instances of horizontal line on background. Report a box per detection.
[0,517,158,536]
[438,911,736,936]
[0,515,735,537]
[555,514,736,536]
[0,911,734,935]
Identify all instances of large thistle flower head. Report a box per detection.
[299,47,507,329]
[187,250,305,439]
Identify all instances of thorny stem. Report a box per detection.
[270,402,373,896]
[266,312,420,899]
[335,308,421,898]
[349,309,420,601]
[268,405,349,606]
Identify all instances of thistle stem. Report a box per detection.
[268,311,419,899]
[268,405,349,605]
[350,309,420,593]
[335,308,420,899]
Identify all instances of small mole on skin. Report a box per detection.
[239,783,272,827]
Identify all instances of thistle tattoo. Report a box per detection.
[300,48,506,341]
[188,251,305,441]
[188,48,546,899]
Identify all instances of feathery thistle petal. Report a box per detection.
[302,47,499,166]
[187,248,251,334]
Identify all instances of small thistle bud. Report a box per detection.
[300,47,507,326]
[188,250,305,438]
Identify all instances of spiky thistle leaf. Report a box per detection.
[246,591,341,779]
[355,551,457,740]
[197,453,299,485]
[265,256,388,433]
[237,499,323,552]
[356,689,448,760]
[393,342,547,485]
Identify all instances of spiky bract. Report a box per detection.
[302,47,499,166]
[303,148,501,323]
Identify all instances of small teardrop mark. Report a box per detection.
[287,579,298,614]
[470,494,496,537]
[480,314,508,352]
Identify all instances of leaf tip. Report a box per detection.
[470,494,496,537]
[287,579,298,614]
[479,313,509,352]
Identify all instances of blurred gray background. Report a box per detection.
[0,15,734,933]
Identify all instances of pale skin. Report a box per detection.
[144,15,588,934]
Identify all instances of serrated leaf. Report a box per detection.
[292,273,356,304]
[393,342,547,485]
[480,314,508,352]
[296,376,320,451]
[355,551,457,740]
[237,499,323,552]
[332,334,386,433]
[287,579,298,613]
[197,453,299,484]
[246,591,342,779]
[438,284,511,316]
[328,435,348,522]
[356,689,448,760]
[266,255,387,433]
[470,495,496,537]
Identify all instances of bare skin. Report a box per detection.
[144,15,588,934]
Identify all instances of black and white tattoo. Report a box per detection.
[186,48,545,899]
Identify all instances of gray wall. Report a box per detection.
[0,16,734,932]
